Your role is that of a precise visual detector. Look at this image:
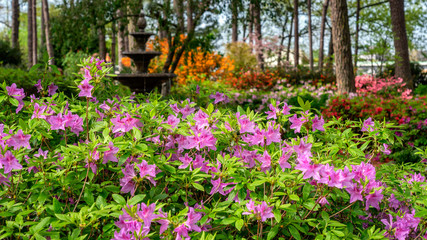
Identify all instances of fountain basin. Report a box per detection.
[129,32,156,51]
[115,73,176,93]
[123,51,161,73]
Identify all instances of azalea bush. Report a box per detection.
[146,37,235,85]
[322,95,427,164]
[355,75,412,99]
[1,57,427,240]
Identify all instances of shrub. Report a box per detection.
[355,75,412,99]
[0,39,22,66]
[147,37,235,84]
[225,42,258,71]
[225,69,279,90]
[1,58,426,239]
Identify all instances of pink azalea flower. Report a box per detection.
[185,207,202,232]
[289,114,305,133]
[164,114,180,129]
[137,160,157,186]
[31,103,47,119]
[312,115,325,132]
[78,69,94,98]
[180,105,195,118]
[237,114,256,134]
[365,188,383,210]
[7,129,31,150]
[193,110,209,128]
[257,150,272,173]
[318,196,329,206]
[48,113,66,131]
[157,208,170,235]
[48,83,58,96]
[361,117,374,132]
[178,153,193,170]
[278,149,292,171]
[34,79,42,93]
[0,151,22,173]
[255,202,274,222]
[120,164,137,195]
[381,143,391,155]
[103,142,119,164]
[263,122,281,145]
[137,202,157,226]
[174,224,190,240]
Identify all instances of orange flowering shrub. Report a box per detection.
[121,57,131,68]
[146,37,235,85]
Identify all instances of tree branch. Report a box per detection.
[349,1,388,18]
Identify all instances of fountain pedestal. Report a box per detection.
[114,9,176,94]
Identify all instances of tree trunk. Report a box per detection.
[389,0,413,89]
[354,0,360,70]
[330,0,355,94]
[174,0,185,33]
[231,0,238,42]
[117,10,125,71]
[42,0,54,65]
[187,0,193,33]
[307,0,313,71]
[253,0,263,69]
[278,17,288,68]
[249,3,254,48]
[286,14,294,62]
[27,0,33,67]
[111,21,117,66]
[41,2,45,51]
[326,28,333,71]
[98,27,106,60]
[32,0,37,64]
[293,0,299,68]
[11,0,20,49]
[318,0,329,72]
[127,7,137,52]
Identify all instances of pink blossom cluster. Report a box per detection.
[242,200,274,222]
[6,83,25,113]
[114,203,210,240]
[355,75,412,99]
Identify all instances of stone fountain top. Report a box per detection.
[114,7,176,94]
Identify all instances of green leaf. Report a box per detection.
[53,197,62,214]
[321,211,330,221]
[118,152,131,166]
[128,194,146,205]
[271,209,281,223]
[9,98,19,106]
[289,194,300,201]
[235,219,244,230]
[153,193,168,201]
[83,188,94,205]
[207,103,214,114]
[69,228,81,240]
[112,194,126,205]
[135,143,148,152]
[55,214,70,222]
[162,164,176,173]
[332,230,344,237]
[96,196,107,209]
[192,183,205,191]
[221,217,236,225]
[297,96,305,108]
[267,225,280,240]
[31,217,51,234]
[288,225,301,240]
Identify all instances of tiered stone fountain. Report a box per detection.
[115,9,176,94]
